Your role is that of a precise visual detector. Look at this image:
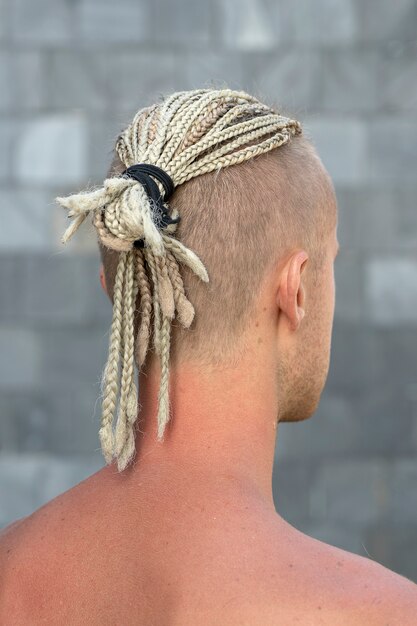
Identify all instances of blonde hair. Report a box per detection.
[56,87,304,472]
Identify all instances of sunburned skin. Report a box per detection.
[1,462,417,625]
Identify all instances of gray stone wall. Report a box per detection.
[1,0,416,582]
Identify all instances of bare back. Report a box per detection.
[1,468,416,625]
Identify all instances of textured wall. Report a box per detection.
[1,0,417,582]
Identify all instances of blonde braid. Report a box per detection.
[157,315,173,440]
[135,249,153,369]
[165,250,195,328]
[98,251,127,463]
[154,254,175,320]
[55,87,302,471]
[143,248,163,355]
[114,250,139,466]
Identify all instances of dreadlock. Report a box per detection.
[55,87,302,472]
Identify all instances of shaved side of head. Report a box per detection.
[100,133,336,369]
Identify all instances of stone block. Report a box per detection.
[0,392,51,453]
[320,49,378,113]
[17,51,44,111]
[0,0,7,43]
[215,0,288,50]
[292,0,357,45]
[0,188,53,251]
[369,119,417,183]
[44,51,110,113]
[0,387,103,455]
[0,52,10,111]
[303,116,368,185]
[0,328,41,390]
[378,42,417,113]
[105,52,178,116]
[244,49,322,115]
[20,253,111,326]
[364,257,417,326]
[411,383,417,452]
[77,0,152,43]
[393,188,417,250]
[15,114,88,186]
[10,0,74,45]
[326,320,380,391]
[275,391,358,460]
[76,254,114,326]
[86,114,124,180]
[353,0,417,42]
[277,381,414,460]
[385,460,417,524]
[309,459,389,524]
[39,327,110,391]
[335,186,417,253]
[0,254,26,321]
[351,383,414,456]
[333,187,357,250]
[153,0,212,47]
[0,121,16,183]
[371,328,417,389]
[179,52,245,95]
[334,249,365,322]
[42,387,103,455]
[273,458,318,522]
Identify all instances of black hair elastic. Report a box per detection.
[121,163,180,249]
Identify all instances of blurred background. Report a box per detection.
[1,0,417,582]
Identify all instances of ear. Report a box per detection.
[99,263,108,296]
[276,250,308,332]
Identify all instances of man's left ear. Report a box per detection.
[99,264,107,295]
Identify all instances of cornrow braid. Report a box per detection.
[55,87,302,472]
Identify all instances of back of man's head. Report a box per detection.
[56,86,336,472]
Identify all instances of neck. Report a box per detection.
[104,347,280,512]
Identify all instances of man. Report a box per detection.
[1,88,416,624]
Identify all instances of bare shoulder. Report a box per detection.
[0,481,97,624]
[0,508,97,625]
[0,474,155,625]
[0,516,31,624]
[259,523,417,626]
[339,548,417,626]
[1,495,417,626]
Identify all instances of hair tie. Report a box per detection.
[122,164,180,248]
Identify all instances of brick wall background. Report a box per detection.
[1,0,417,582]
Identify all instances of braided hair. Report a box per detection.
[55,87,302,472]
